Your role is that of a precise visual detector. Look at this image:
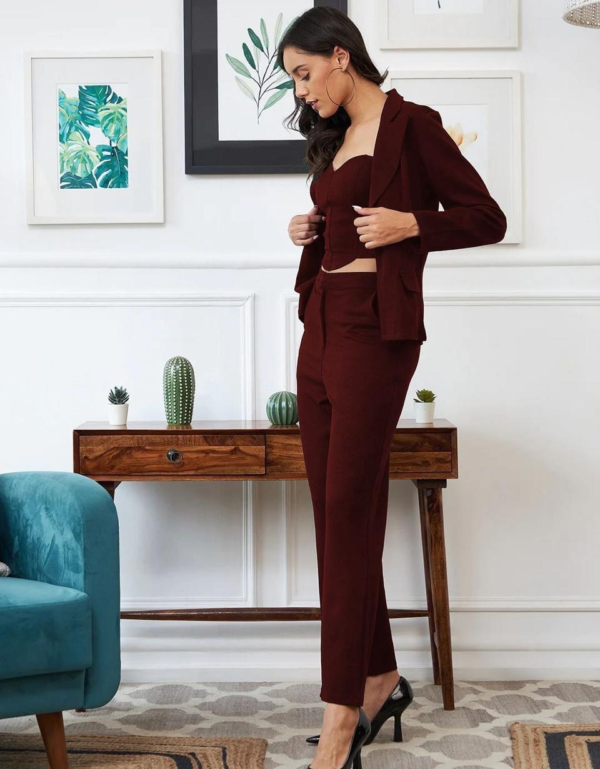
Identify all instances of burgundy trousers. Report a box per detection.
[296,268,422,707]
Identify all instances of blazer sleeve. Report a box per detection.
[409,108,508,254]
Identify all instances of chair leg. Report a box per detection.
[36,712,69,769]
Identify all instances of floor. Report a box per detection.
[2,680,600,768]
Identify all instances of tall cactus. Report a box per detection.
[163,356,195,425]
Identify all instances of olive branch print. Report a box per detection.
[225,12,297,123]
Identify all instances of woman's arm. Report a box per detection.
[409,108,508,254]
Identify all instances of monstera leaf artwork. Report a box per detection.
[58,84,129,189]
[224,12,296,122]
[26,51,162,223]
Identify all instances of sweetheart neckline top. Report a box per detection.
[312,152,373,271]
[330,153,374,174]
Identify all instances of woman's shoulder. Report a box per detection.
[403,98,439,119]
[403,101,445,148]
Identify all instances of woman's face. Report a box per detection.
[283,46,351,118]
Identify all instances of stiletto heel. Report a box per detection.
[393,710,403,742]
[307,676,415,747]
[365,676,415,745]
[364,676,413,745]
[306,707,371,769]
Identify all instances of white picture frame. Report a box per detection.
[25,50,164,224]
[387,69,522,243]
[380,0,519,49]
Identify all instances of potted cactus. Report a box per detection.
[163,356,195,426]
[413,388,436,424]
[108,385,129,425]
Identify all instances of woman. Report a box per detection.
[278,9,507,769]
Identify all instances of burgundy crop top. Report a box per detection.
[311,154,373,271]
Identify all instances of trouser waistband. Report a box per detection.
[316,268,378,289]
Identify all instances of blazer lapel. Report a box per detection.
[368,88,409,208]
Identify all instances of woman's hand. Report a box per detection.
[288,205,326,246]
[352,206,420,249]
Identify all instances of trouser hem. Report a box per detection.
[366,661,398,678]
[319,687,363,707]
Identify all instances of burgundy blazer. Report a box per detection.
[294,87,507,342]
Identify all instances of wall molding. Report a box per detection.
[121,480,257,610]
[281,291,600,315]
[2,288,598,309]
[0,289,259,608]
[2,250,600,269]
[0,289,257,422]
[0,290,255,308]
[281,290,600,613]
[283,480,304,608]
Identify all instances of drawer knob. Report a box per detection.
[167,449,183,464]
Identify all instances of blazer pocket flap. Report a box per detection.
[297,275,317,322]
[399,271,421,293]
[296,274,317,295]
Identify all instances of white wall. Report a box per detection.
[1,0,599,682]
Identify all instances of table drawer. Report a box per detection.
[79,434,266,476]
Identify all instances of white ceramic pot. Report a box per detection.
[414,401,435,424]
[108,403,129,425]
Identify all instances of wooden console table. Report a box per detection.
[73,419,458,709]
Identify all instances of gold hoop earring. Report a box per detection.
[325,64,356,107]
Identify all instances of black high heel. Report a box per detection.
[307,706,371,769]
[363,675,413,745]
[306,676,414,747]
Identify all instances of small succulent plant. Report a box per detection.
[108,385,129,405]
[414,388,436,403]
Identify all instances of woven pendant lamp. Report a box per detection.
[563,0,600,26]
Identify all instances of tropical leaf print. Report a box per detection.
[98,101,128,143]
[116,129,128,153]
[58,89,90,144]
[225,12,296,123]
[95,144,128,188]
[58,83,129,190]
[78,85,119,127]
[61,136,100,178]
[60,172,97,189]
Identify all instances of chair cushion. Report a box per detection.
[0,577,92,680]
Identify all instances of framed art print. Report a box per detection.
[184,0,347,175]
[25,50,164,224]
[389,70,522,242]
[380,0,519,49]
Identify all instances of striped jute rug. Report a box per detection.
[0,732,268,768]
[510,722,600,768]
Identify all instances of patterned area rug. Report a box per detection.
[0,733,268,768]
[2,680,600,768]
[510,722,600,768]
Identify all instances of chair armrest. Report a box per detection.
[0,471,121,708]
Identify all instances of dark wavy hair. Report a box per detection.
[275,7,388,183]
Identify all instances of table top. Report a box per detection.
[74,419,456,434]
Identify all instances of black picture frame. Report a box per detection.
[184,0,348,175]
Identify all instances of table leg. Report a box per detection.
[418,486,440,685]
[417,481,455,710]
[98,481,120,500]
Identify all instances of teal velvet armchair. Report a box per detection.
[0,471,120,768]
